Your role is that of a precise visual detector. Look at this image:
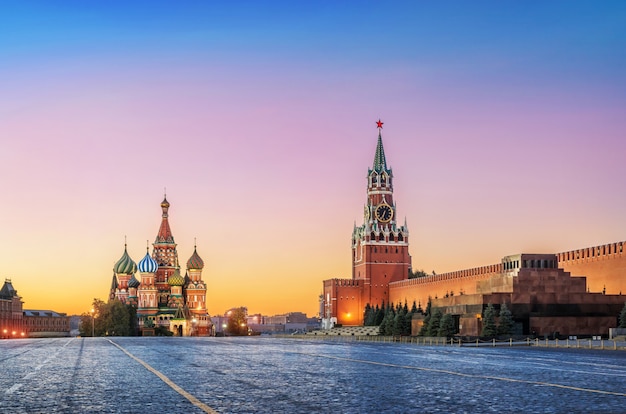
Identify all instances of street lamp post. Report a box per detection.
[90,308,95,337]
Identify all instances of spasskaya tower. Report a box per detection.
[322,120,411,326]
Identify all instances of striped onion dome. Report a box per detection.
[138,250,158,273]
[113,245,137,275]
[167,269,185,286]
[128,274,140,289]
[186,247,204,270]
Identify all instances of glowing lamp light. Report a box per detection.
[20,332,25,337]
[12,331,16,336]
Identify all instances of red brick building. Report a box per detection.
[0,279,24,338]
[322,121,412,326]
[1,279,70,338]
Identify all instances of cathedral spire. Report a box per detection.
[372,119,388,173]
[155,195,174,243]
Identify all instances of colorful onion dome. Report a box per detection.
[114,244,137,275]
[128,275,140,289]
[138,249,158,273]
[186,246,204,270]
[168,269,185,286]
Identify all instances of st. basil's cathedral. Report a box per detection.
[110,196,212,336]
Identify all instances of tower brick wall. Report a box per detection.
[323,279,364,325]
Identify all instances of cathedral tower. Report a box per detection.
[185,244,210,335]
[113,243,137,304]
[153,195,179,308]
[137,245,159,322]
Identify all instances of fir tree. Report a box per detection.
[497,303,514,336]
[427,309,442,337]
[403,306,413,335]
[418,298,432,336]
[392,309,404,336]
[411,300,418,314]
[374,304,385,326]
[437,313,456,338]
[363,303,373,326]
[481,303,497,337]
[379,307,395,335]
[619,302,626,328]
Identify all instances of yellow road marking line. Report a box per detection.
[291,351,626,397]
[107,339,218,414]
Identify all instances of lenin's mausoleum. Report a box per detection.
[321,121,626,337]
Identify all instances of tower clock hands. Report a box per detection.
[375,203,393,223]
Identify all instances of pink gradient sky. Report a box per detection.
[1,2,625,317]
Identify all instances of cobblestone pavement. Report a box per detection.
[1,337,626,413]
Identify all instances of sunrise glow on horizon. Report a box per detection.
[1,2,625,317]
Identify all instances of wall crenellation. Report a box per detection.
[557,241,624,264]
[393,263,502,287]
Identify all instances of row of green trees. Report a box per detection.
[480,303,514,337]
[78,298,138,337]
[417,300,456,337]
[363,301,421,336]
[364,299,518,338]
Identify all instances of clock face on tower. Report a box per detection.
[375,203,393,222]
[364,205,370,221]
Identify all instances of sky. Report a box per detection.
[1,1,625,317]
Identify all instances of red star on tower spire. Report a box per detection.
[376,119,383,129]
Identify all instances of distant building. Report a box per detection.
[211,310,318,335]
[109,195,212,336]
[248,312,318,334]
[23,310,70,338]
[1,279,69,338]
[0,279,24,338]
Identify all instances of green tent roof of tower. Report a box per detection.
[371,130,392,174]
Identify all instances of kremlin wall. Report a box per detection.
[390,241,626,314]
[321,121,626,337]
